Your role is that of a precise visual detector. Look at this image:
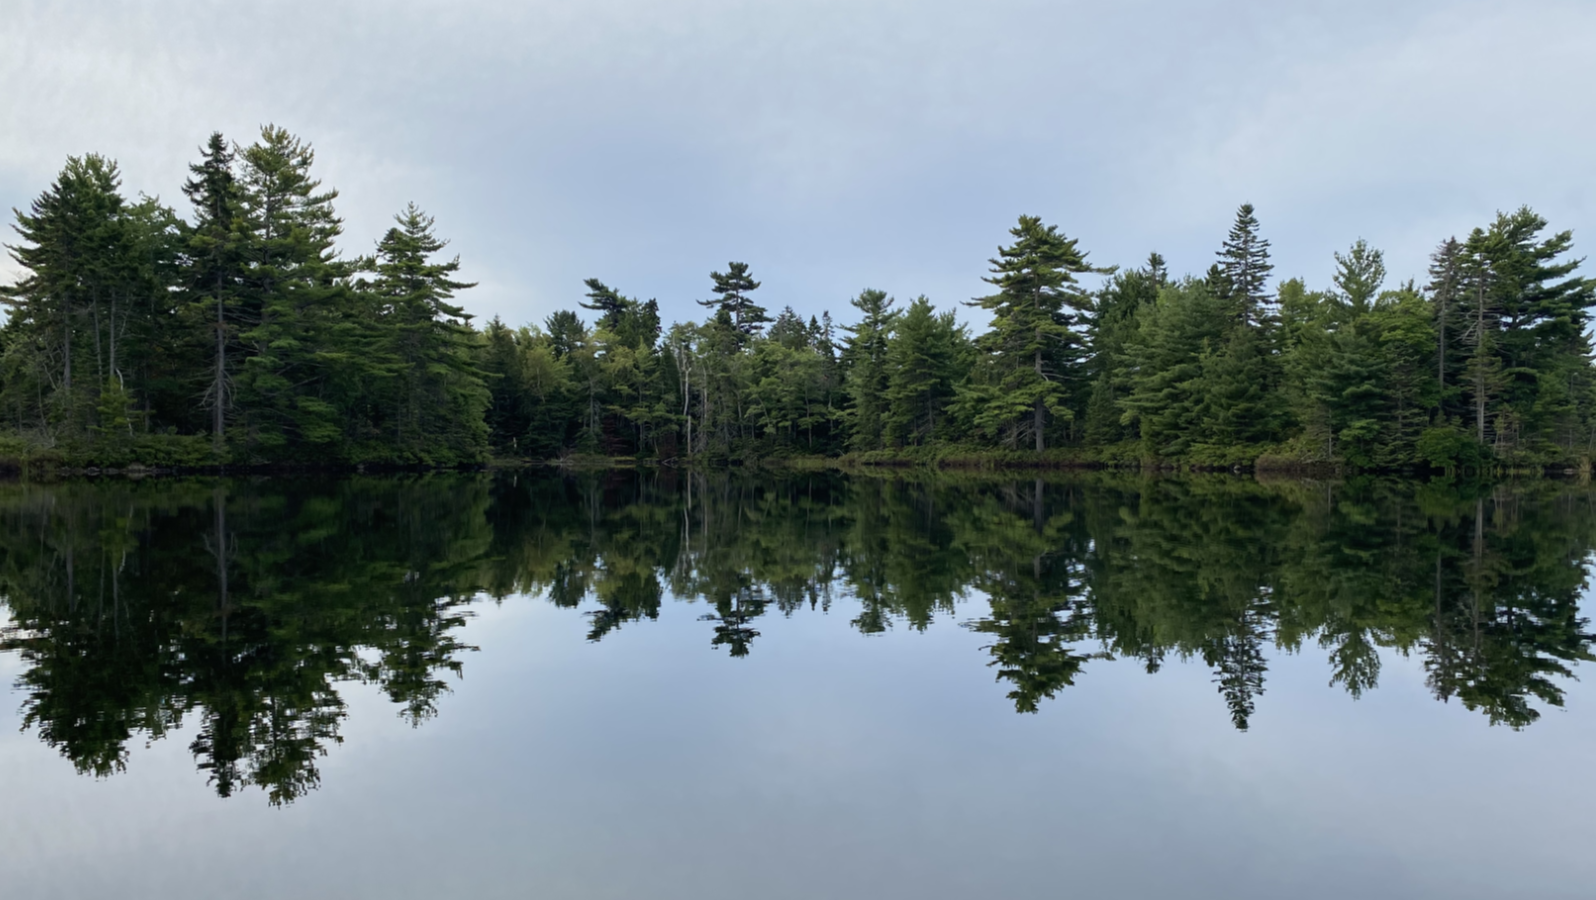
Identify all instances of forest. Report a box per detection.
[4,127,1594,470]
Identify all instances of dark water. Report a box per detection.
[2,471,1594,899]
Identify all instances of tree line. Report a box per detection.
[6,128,1593,468]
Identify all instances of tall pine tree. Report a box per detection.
[965,215,1099,450]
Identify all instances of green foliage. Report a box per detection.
[1218,202,1274,325]
[883,297,970,446]
[4,136,1594,470]
[842,288,898,451]
[961,215,1103,451]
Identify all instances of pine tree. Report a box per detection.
[1146,251,1168,287]
[4,155,133,436]
[544,310,585,358]
[698,261,767,340]
[842,288,897,451]
[965,215,1099,450]
[1472,208,1594,454]
[1332,238,1386,317]
[1426,237,1465,418]
[363,203,488,462]
[1458,227,1503,446]
[1217,203,1274,326]
[231,125,355,459]
[579,279,628,331]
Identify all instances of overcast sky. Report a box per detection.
[3,0,1592,329]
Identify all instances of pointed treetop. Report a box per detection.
[972,214,1101,313]
[1217,202,1274,325]
[1146,252,1168,286]
[1332,238,1386,314]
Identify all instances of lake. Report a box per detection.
[1,470,1593,899]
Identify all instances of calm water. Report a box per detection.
[2,471,1593,899]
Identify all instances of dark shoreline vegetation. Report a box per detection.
[0,469,1591,804]
[4,127,1595,475]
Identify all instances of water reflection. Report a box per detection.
[1,471,1592,803]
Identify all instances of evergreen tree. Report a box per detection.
[544,310,585,358]
[964,215,1099,451]
[1119,279,1229,456]
[4,155,147,439]
[768,306,809,350]
[182,132,245,453]
[579,279,628,331]
[1083,257,1162,445]
[842,289,897,451]
[1217,203,1274,326]
[230,125,357,460]
[1198,326,1287,450]
[1332,238,1386,316]
[883,297,966,446]
[1426,237,1466,419]
[362,204,488,462]
[699,261,766,340]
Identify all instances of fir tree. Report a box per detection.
[1217,203,1274,326]
[182,132,245,453]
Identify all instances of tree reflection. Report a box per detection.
[1,470,1593,802]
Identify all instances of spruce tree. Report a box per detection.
[768,306,809,350]
[182,132,245,453]
[1217,203,1274,326]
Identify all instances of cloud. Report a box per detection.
[3,0,1591,326]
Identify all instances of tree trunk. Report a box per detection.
[214,276,227,452]
[1034,347,1045,452]
[1475,285,1486,443]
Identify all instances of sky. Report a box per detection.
[2,0,1593,330]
